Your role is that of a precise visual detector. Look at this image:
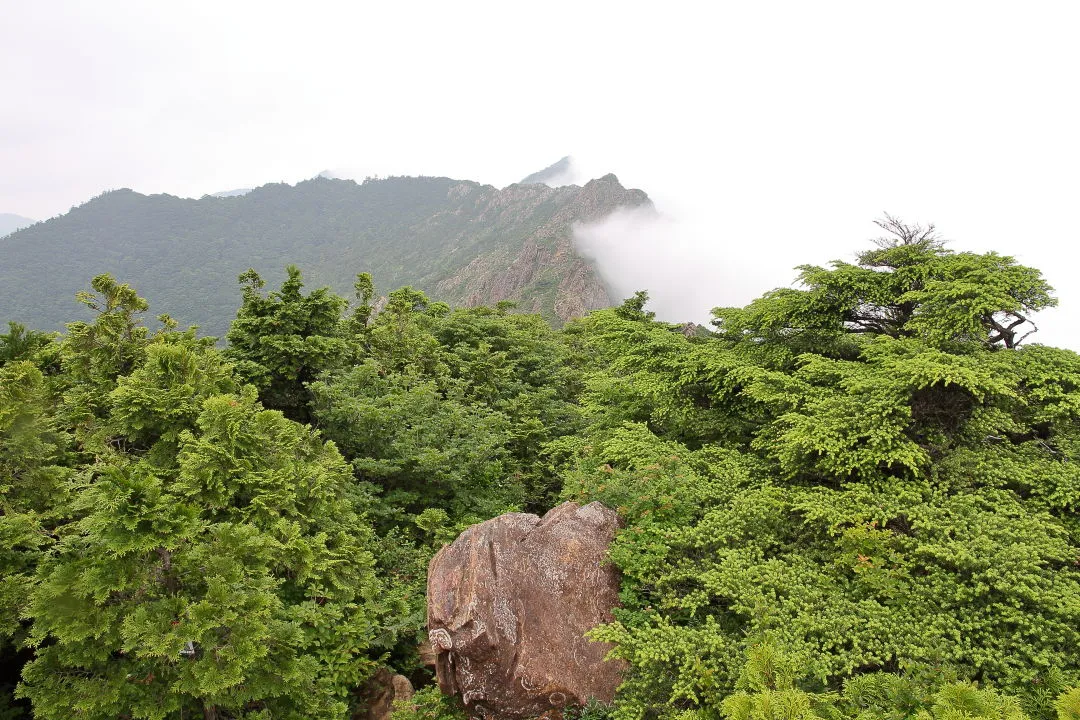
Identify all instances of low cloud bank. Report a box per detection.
[573,206,782,325]
[574,204,1072,351]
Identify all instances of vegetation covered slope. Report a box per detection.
[0,174,649,337]
[1,217,1077,720]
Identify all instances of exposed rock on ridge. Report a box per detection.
[433,174,651,324]
[427,502,623,719]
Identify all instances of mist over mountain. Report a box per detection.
[520,156,580,186]
[0,213,35,237]
[1,172,649,337]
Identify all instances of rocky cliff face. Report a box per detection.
[427,502,624,719]
[430,174,651,325]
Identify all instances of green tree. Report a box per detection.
[57,274,153,446]
[1057,689,1080,720]
[19,382,391,719]
[315,289,584,522]
[711,216,1056,363]
[563,226,1078,720]
[16,290,398,719]
[720,643,836,720]
[0,361,71,638]
[225,266,351,423]
[311,362,516,524]
[0,322,54,367]
[311,291,585,680]
[389,685,466,720]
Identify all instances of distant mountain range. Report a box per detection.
[0,213,35,237]
[1,172,650,337]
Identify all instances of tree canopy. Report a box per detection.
[0,218,1077,720]
[712,216,1057,364]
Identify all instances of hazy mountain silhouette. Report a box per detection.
[0,213,36,237]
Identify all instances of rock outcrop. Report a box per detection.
[427,502,623,719]
[433,174,652,325]
[359,669,414,720]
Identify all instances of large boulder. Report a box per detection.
[427,502,623,719]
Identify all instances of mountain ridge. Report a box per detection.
[0,173,650,336]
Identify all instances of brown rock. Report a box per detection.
[418,641,439,669]
[427,502,623,719]
[391,675,414,702]
[359,668,414,720]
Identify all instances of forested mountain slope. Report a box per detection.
[0,174,649,336]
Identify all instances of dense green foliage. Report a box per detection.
[1,219,1077,719]
[0,174,645,337]
[556,224,1078,720]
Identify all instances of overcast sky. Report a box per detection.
[2,1,1078,348]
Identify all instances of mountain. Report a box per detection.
[0,174,650,337]
[209,188,252,198]
[520,156,577,186]
[0,213,35,237]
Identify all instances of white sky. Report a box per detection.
[2,1,1078,349]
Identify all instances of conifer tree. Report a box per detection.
[225,266,351,423]
[17,283,395,720]
[565,222,1079,720]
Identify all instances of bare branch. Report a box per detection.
[872,213,943,248]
